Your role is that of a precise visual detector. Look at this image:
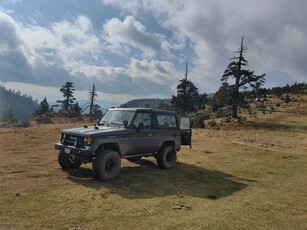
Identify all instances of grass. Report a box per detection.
[0,109,307,229]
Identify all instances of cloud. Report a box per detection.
[130,58,180,85]
[1,0,306,108]
[0,11,33,82]
[103,15,171,58]
[103,0,307,90]
[0,12,107,88]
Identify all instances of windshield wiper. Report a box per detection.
[98,121,108,126]
[108,121,123,127]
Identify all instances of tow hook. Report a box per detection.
[69,154,76,162]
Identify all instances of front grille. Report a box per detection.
[62,134,85,148]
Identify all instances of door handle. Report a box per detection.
[148,133,153,137]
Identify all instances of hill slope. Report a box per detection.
[122,98,170,108]
[0,86,38,121]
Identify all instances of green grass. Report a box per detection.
[0,122,306,229]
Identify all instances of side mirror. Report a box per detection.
[96,117,101,125]
[123,120,128,128]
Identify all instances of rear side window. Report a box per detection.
[154,113,177,129]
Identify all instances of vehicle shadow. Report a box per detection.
[66,159,250,200]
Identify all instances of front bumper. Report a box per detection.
[55,142,95,157]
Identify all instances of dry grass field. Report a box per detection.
[0,95,306,229]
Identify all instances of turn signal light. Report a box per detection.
[84,137,94,145]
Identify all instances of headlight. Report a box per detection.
[84,137,94,145]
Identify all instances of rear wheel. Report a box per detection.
[93,150,121,181]
[157,145,177,169]
[58,151,82,170]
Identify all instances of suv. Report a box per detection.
[55,108,191,181]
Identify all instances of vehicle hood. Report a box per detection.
[62,125,127,136]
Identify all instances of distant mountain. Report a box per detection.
[0,86,39,121]
[121,98,171,109]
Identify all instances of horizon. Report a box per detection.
[1,81,305,111]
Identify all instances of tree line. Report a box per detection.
[33,83,102,119]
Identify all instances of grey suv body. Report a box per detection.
[55,108,191,181]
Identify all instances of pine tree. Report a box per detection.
[56,82,76,111]
[171,63,199,113]
[92,104,103,118]
[221,37,266,118]
[70,102,82,114]
[33,97,50,117]
[210,82,233,111]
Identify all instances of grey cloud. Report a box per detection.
[104,0,307,91]
[125,23,162,52]
[0,15,19,48]
[103,16,168,57]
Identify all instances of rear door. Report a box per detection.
[180,117,192,148]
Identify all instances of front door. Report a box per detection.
[127,112,156,155]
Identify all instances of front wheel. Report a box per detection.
[93,150,121,181]
[58,151,82,170]
[157,145,177,169]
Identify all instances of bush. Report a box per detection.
[216,108,231,118]
[0,110,18,123]
[284,95,291,103]
[208,119,218,127]
[192,113,210,128]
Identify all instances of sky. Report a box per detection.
[0,0,306,107]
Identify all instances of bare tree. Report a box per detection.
[88,84,98,115]
[221,37,266,118]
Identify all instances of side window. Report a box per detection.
[133,113,151,129]
[155,113,177,129]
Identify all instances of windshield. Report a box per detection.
[100,110,135,126]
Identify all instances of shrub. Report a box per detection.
[284,95,291,103]
[192,113,210,128]
[208,119,218,127]
[216,108,231,118]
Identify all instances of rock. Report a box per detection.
[171,203,192,210]
[41,116,52,124]
[146,209,158,215]
[0,122,8,128]
[17,120,30,127]
[69,227,81,230]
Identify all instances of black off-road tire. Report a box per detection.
[127,156,142,163]
[93,150,121,181]
[58,151,82,170]
[157,145,177,169]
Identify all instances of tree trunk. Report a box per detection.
[231,37,244,119]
